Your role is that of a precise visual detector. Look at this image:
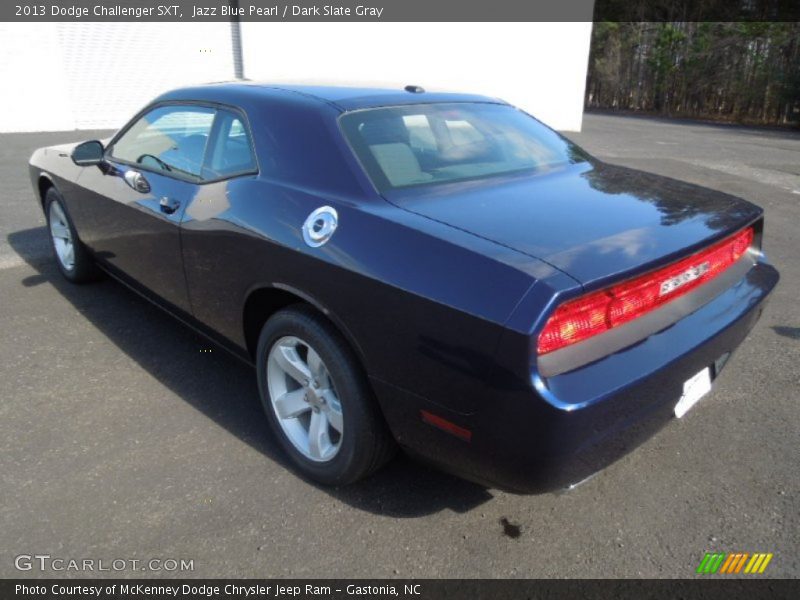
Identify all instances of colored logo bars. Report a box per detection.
[696,552,773,574]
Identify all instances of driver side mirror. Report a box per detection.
[71,140,105,166]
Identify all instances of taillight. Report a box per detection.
[537,226,754,355]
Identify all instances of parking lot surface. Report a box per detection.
[1,114,798,578]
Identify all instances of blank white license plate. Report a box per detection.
[674,367,712,418]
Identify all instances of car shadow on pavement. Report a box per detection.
[771,326,800,340]
[8,227,493,518]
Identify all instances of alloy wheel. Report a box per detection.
[48,201,75,271]
[266,336,344,462]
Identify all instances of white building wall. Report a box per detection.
[0,23,235,132]
[240,22,593,131]
[0,22,591,133]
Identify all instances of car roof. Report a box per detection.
[156,81,506,112]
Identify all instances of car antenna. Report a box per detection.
[404,85,425,94]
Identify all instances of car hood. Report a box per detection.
[384,161,762,287]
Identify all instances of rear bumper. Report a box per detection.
[374,260,779,493]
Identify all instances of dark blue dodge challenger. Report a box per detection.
[29,83,779,492]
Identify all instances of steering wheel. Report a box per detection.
[137,154,172,172]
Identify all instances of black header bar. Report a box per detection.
[4,1,596,22]
[3,579,800,600]
[3,0,800,22]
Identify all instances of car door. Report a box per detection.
[77,104,216,312]
[179,107,260,337]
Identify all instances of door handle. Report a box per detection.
[123,170,151,194]
[159,196,181,214]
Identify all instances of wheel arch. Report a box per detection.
[242,283,369,373]
[37,173,58,210]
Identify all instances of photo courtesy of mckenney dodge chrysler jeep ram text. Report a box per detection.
[28,83,779,492]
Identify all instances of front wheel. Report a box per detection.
[45,187,100,283]
[256,305,396,485]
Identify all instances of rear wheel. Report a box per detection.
[45,187,100,283]
[256,305,396,485]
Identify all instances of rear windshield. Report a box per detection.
[340,103,587,191]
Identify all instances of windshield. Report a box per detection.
[340,103,588,191]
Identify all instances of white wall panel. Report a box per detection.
[0,23,235,132]
[240,22,592,131]
[0,22,590,132]
[0,24,75,132]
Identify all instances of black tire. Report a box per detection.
[256,305,396,485]
[44,187,101,283]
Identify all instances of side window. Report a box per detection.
[204,110,257,180]
[111,105,215,180]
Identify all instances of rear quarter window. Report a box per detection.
[204,110,257,180]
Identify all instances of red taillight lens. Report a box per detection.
[537,226,754,355]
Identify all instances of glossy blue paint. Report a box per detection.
[28,83,779,492]
[387,161,763,287]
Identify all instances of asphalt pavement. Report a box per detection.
[1,114,798,578]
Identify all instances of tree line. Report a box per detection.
[585,22,800,125]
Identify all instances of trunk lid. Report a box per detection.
[384,161,762,287]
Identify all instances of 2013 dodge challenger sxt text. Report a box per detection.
[28,83,779,492]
